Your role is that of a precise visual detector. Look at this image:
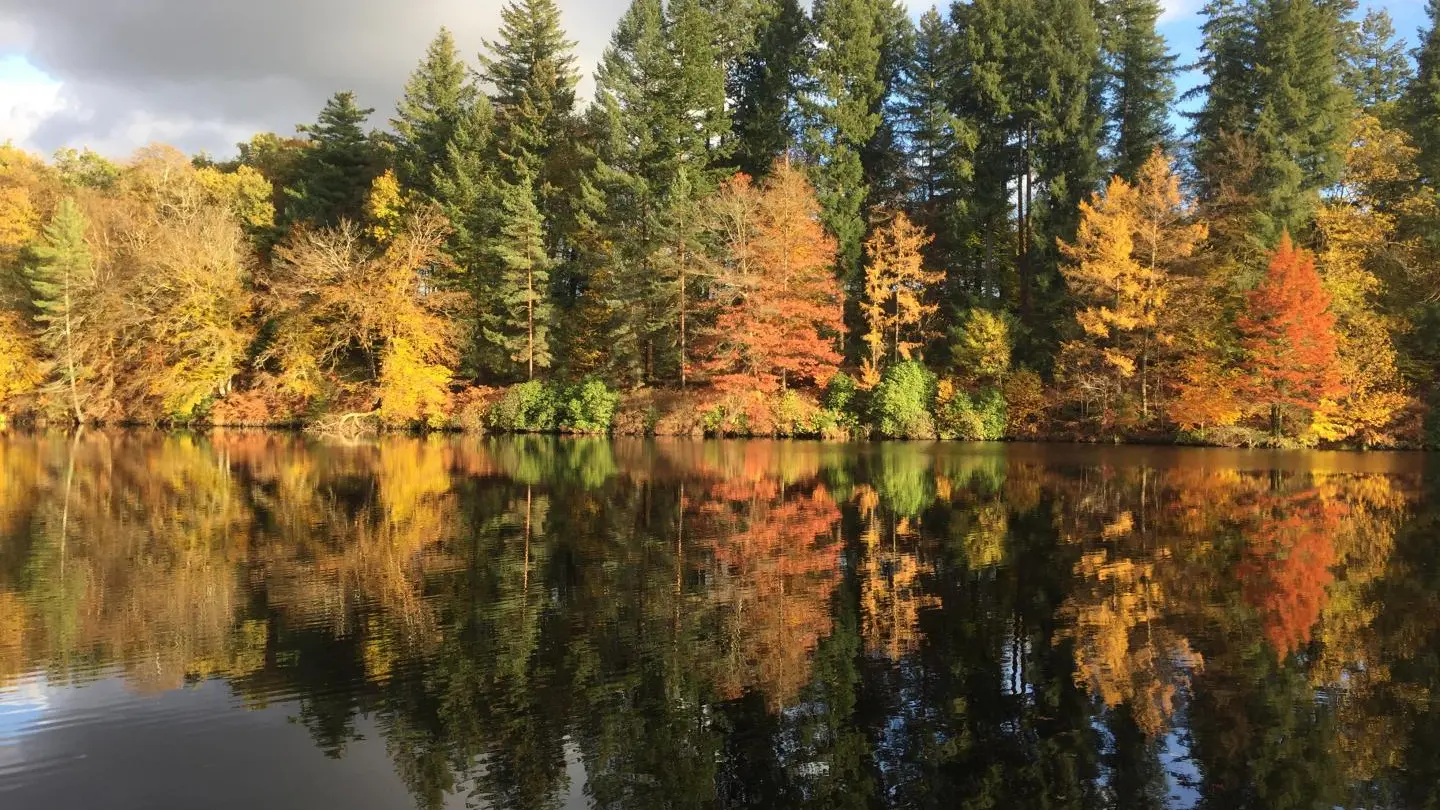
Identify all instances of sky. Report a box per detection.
[0,0,1430,160]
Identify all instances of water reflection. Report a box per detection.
[0,433,1437,808]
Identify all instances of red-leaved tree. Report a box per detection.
[704,161,844,393]
[1238,232,1346,435]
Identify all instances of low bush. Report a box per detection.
[936,381,1007,440]
[559,378,619,434]
[487,380,559,432]
[871,361,937,439]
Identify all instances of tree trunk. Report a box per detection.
[63,277,81,424]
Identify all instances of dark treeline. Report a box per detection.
[2,0,1440,447]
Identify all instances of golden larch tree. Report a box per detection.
[860,211,943,387]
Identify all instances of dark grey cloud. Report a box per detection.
[0,0,626,157]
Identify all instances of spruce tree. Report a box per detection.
[1250,0,1353,235]
[862,0,917,210]
[1404,0,1440,186]
[731,0,809,177]
[430,99,499,373]
[480,0,580,184]
[1343,9,1410,116]
[804,0,887,297]
[284,92,381,228]
[1101,0,1178,179]
[484,177,554,380]
[1189,0,1262,199]
[27,198,92,422]
[668,0,733,175]
[950,0,1025,303]
[392,28,477,198]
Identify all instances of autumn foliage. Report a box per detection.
[702,162,844,394]
[1239,233,1346,421]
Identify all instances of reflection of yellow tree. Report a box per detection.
[1061,549,1202,734]
[856,485,938,661]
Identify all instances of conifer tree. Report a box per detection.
[26,198,93,422]
[1190,0,1262,199]
[862,0,917,210]
[731,0,809,177]
[1343,9,1410,116]
[805,0,887,292]
[1239,232,1345,437]
[1404,0,1440,186]
[859,212,943,387]
[1249,0,1354,235]
[900,8,971,213]
[1101,0,1178,179]
[480,0,580,185]
[391,28,477,198]
[284,92,381,228]
[484,177,554,380]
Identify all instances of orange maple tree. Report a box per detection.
[703,161,844,393]
[1238,233,1346,428]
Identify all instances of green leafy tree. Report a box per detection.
[1343,9,1410,116]
[731,0,810,177]
[804,0,887,293]
[484,177,554,380]
[1404,0,1440,186]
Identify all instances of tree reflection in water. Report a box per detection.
[0,433,1436,809]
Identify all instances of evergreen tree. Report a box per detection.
[804,0,887,299]
[1249,0,1354,234]
[430,99,499,373]
[949,0,1025,305]
[26,198,92,422]
[1100,0,1178,179]
[1189,0,1262,199]
[480,0,580,184]
[592,0,731,385]
[1343,9,1410,116]
[284,92,382,228]
[391,28,477,198]
[731,0,809,177]
[1404,0,1440,186]
[1019,0,1104,349]
[484,177,554,380]
[861,0,917,210]
[668,0,733,175]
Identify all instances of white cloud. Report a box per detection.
[1159,0,1203,25]
[0,56,64,152]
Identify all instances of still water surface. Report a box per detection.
[0,433,1437,809]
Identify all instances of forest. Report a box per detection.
[2,0,1440,447]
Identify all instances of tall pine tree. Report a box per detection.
[391,28,477,199]
[1101,0,1178,179]
[1343,9,1410,116]
[485,177,554,380]
[1404,0,1440,186]
[27,198,93,422]
[731,0,809,177]
[284,92,381,229]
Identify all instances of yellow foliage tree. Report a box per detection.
[859,212,943,387]
[1059,150,1206,425]
[1313,115,1418,445]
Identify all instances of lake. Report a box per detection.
[0,432,1436,809]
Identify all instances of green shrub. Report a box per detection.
[560,378,619,433]
[937,385,1007,440]
[871,361,938,439]
[487,381,559,432]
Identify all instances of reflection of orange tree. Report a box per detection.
[1237,490,1343,657]
[705,477,841,710]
